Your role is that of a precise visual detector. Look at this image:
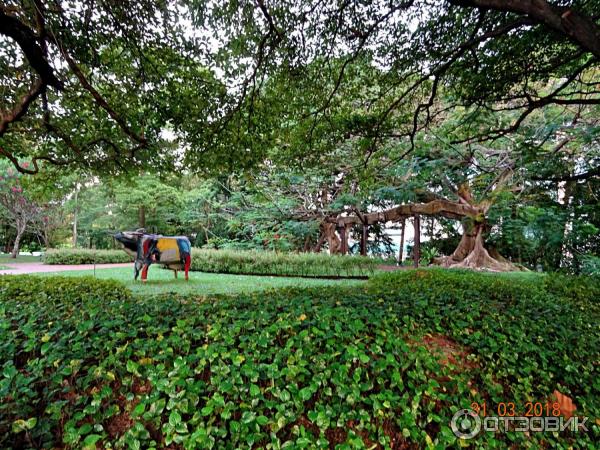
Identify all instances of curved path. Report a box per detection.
[0,262,131,276]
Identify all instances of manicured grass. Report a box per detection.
[36,266,364,295]
[0,254,42,264]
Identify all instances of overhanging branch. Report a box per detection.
[0,80,44,137]
[449,0,600,58]
[332,199,481,227]
[0,8,63,90]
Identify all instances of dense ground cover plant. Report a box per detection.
[43,249,134,265]
[1,271,598,448]
[188,249,379,278]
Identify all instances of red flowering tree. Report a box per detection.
[0,165,42,257]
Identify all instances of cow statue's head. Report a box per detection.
[114,229,145,256]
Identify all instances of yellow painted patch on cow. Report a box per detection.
[157,239,179,251]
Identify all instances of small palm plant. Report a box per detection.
[420,246,439,266]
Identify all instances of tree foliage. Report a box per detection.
[0,0,224,175]
[1,0,598,271]
[2,0,598,174]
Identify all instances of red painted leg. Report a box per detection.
[184,254,191,281]
[141,264,149,282]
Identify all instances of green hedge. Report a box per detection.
[1,270,598,448]
[43,248,134,265]
[44,248,379,278]
[0,275,131,303]
[189,248,378,277]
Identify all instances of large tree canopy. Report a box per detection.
[1,0,598,174]
[0,0,227,175]
[1,0,599,272]
[191,0,599,148]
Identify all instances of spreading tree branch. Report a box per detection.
[0,80,44,137]
[532,166,600,182]
[449,0,600,58]
[0,8,63,90]
[333,198,482,226]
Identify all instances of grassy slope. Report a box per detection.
[35,266,364,295]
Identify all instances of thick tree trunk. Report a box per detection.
[443,223,480,264]
[360,224,368,256]
[398,218,405,265]
[451,226,516,271]
[435,222,520,272]
[413,214,420,268]
[72,186,79,248]
[313,231,327,253]
[10,227,25,258]
[321,222,342,254]
[138,205,146,229]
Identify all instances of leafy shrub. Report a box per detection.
[0,275,131,304]
[43,248,134,265]
[189,248,379,278]
[1,270,598,448]
[419,246,438,265]
[19,241,43,253]
[581,254,600,276]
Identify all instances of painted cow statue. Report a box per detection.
[114,229,192,281]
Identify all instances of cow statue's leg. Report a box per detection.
[174,269,178,279]
[134,260,143,280]
[141,262,151,282]
[139,238,155,283]
[184,254,191,281]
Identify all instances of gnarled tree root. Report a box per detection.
[434,227,522,272]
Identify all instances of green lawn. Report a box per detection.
[0,254,42,264]
[36,266,364,295]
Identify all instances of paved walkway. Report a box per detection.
[0,262,131,275]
